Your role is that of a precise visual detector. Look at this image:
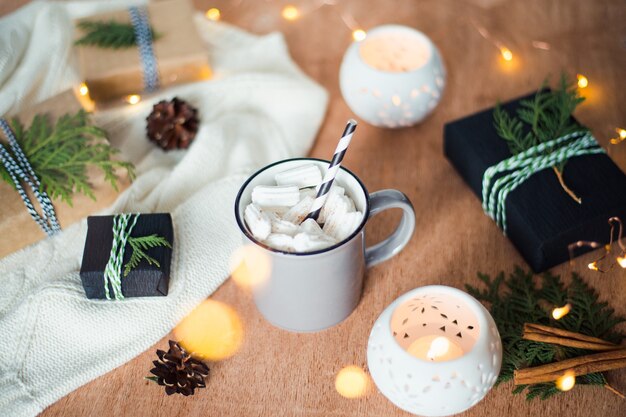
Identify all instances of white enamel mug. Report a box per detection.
[234,158,416,332]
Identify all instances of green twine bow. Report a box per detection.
[104,214,140,300]
[482,131,605,234]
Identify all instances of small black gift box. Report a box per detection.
[444,92,626,272]
[80,213,174,299]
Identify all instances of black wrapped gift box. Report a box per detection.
[80,213,174,299]
[444,92,626,272]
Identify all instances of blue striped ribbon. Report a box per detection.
[482,130,605,234]
[103,214,140,300]
[0,118,60,236]
[128,6,160,92]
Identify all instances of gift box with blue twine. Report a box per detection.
[80,213,174,300]
[444,91,626,272]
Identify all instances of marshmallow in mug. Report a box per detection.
[243,164,364,252]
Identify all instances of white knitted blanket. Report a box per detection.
[0,1,328,416]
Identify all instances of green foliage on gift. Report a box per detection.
[493,75,589,202]
[467,267,624,400]
[0,110,135,206]
[124,234,172,277]
[494,75,586,156]
[75,20,161,49]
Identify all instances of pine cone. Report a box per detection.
[149,340,209,396]
[146,97,199,150]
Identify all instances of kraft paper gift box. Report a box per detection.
[0,90,131,258]
[74,0,212,102]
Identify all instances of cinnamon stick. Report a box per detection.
[514,348,626,385]
[523,323,620,351]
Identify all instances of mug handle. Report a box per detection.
[365,189,416,267]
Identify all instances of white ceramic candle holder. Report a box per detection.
[339,25,446,128]
[367,285,502,416]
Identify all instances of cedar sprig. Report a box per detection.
[75,20,161,49]
[123,234,172,277]
[0,110,135,206]
[466,267,625,400]
[493,74,587,202]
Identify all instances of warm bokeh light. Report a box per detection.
[551,303,571,320]
[229,244,272,288]
[74,83,95,112]
[205,8,221,21]
[352,29,367,41]
[576,74,588,89]
[617,256,626,268]
[610,128,626,145]
[281,5,300,21]
[555,370,576,391]
[174,299,243,361]
[125,94,141,105]
[531,40,551,50]
[588,261,599,271]
[78,83,89,96]
[500,47,513,62]
[335,366,371,399]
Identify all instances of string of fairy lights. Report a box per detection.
[568,216,626,273]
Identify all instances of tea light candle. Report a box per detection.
[359,31,431,72]
[407,335,464,362]
[367,285,502,416]
[339,25,446,128]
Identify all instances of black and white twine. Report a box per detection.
[128,6,160,92]
[306,119,358,222]
[0,118,60,236]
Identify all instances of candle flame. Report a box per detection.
[282,5,300,21]
[576,74,588,89]
[427,336,450,361]
[617,256,626,268]
[551,303,571,320]
[205,8,221,21]
[78,83,89,96]
[125,94,141,105]
[352,29,367,41]
[555,370,576,391]
[500,47,513,62]
[335,366,371,399]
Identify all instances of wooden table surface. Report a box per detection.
[1,0,625,416]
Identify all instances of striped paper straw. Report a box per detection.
[305,119,358,222]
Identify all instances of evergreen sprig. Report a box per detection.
[494,75,585,156]
[123,234,172,277]
[466,267,624,400]
[493,75,587,199]
[75,20,161,49]
[0,110,135,206]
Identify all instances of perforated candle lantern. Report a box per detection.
[367,286,502,416]
[339,25,446,128]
